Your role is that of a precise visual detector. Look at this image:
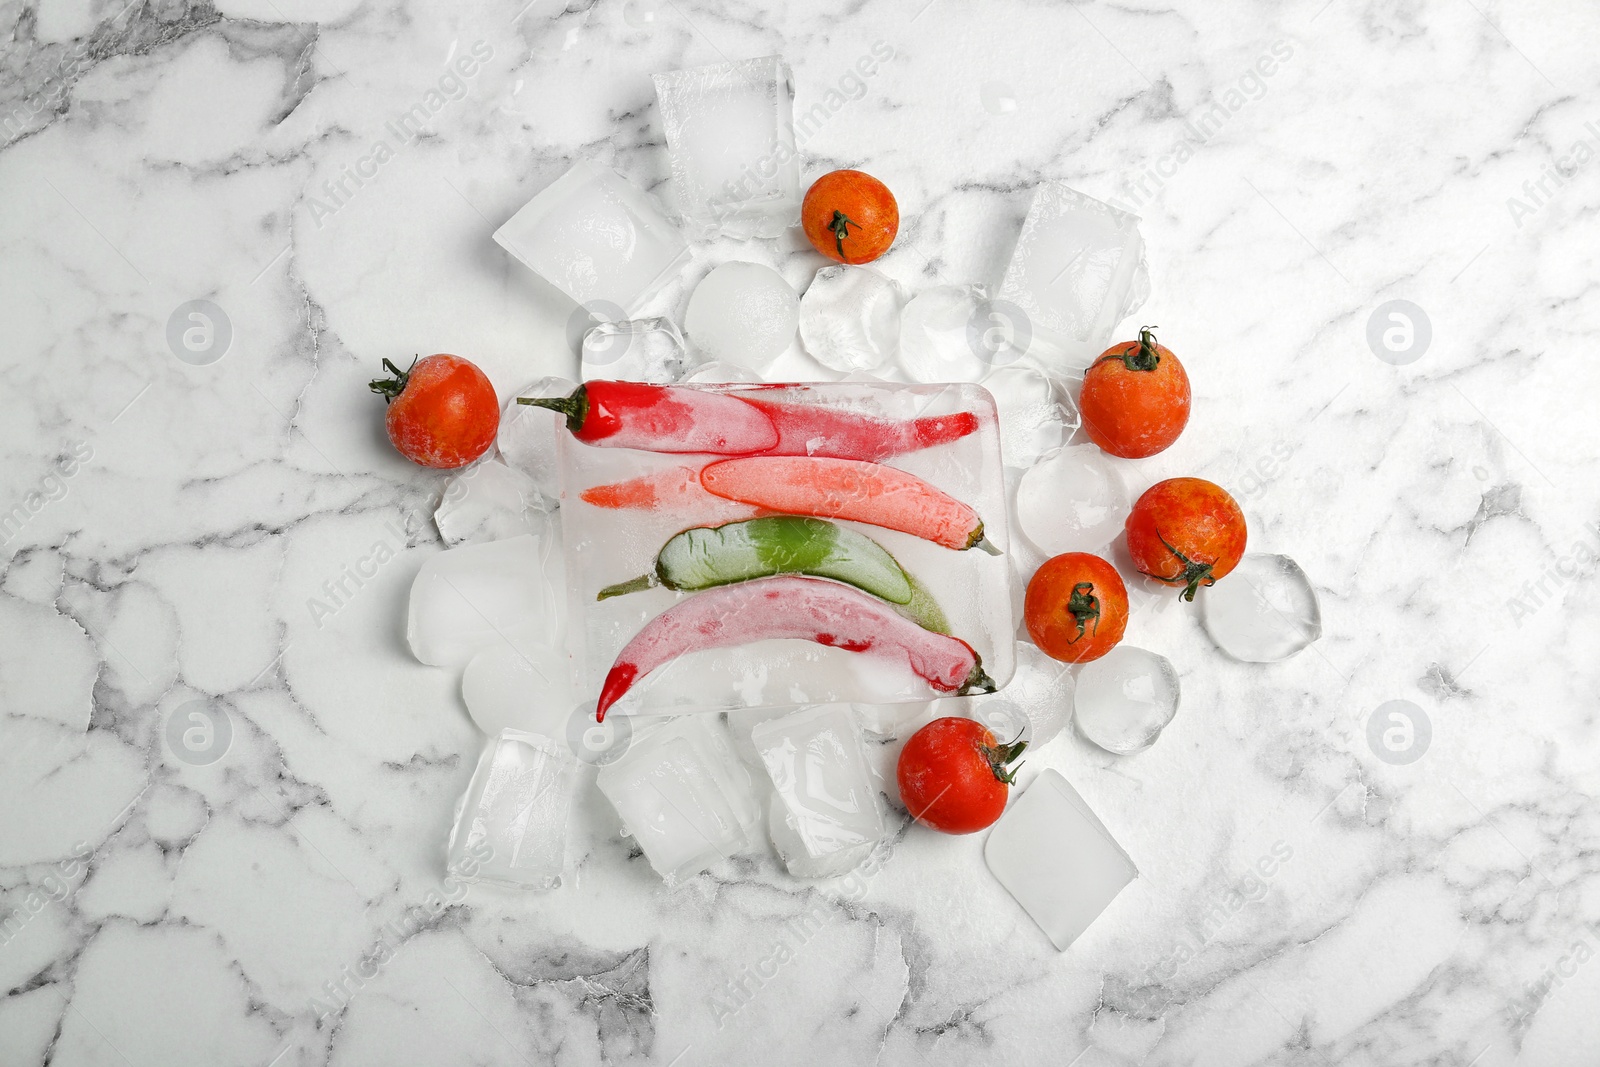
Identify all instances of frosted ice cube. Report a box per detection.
[946,641,1075,748]
[446,729,581,890]
[498,377,573,507]
[493,160,690,316]
[435,460,545,546]
[680,359,764,384]
[766,791,874,879]
[1074,646,1179,754]
[998,182,1148,374]
[852,700,934,740]
[407,532,564,667]
[983,768,1137,950]
[683,261,798,373]
[982,365,1078,469]
[1200,554,1322,662]
[582,317,690,384]
[1014,444,1129,556]
[898,285,1008,383]
[798,265,904,374]
[462,643,575,739]
[653,56,800,238]
[752,705,883,873]
[725,706,803,768]
[596,715,761,884]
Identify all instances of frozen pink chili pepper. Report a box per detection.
[595,575,996,720]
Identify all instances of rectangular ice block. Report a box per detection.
[752,705,883,874]
[653,56,800,238]
[998,182,1148,374]
[558,381,1016,714]
[983,769,1137,949]
[446,729,581,890]
[493,160,690,316]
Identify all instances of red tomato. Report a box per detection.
[1125,477,1247,601]
[1080,327,1191,458]
[1024,553,1128,663]
[370,354,498,469]
[801,170,898,264]
[896,717,1025,834]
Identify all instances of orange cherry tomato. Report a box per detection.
[1125,478,1247,601]
[801,169,898,264]
[1080,327,1191,459]
[1024,552,1128,663]
[370,354,499,470]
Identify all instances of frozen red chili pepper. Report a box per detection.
[519,381,778,454]
[739,397,977,461]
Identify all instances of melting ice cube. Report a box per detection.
[981,365,1079,470]
[406,532,564,667]
[683,261,798,373]
[582,318,691,384]
[435,460,545,546]
[493,160,690,316]
[596,716,761,884]
[751,705,883,875]
[446,729,581,890]
[653,56,800,238]
[898,285,1019,384]
[983,768,1136,949]
[498,377,573,507]
[798,264,904,374]
[997,182,1148,374]
[1014,444,1129,556]
[462,643,575,739]
[1073,645,1179,754]
[1200,554,1322,662]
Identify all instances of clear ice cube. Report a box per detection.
[766,791,875,879]
[1073,645,1180,754]
[981,365,1079,469]
[498,376,574,507]
[582,317,690,384]
[493,160,690,316]
[446,729,581,891]
[683,261,798,373]
[679,359,764,384]
[983,768,1137,950]
[798,264,904,374]
[435,460,546,546]
[998,182,1148,374]
[407,532,564,667]
[898,285,1021,383]
[751,705,883,874]
[1014,444,1129,556]
[1200,554,1322,662]
[462,643,575,739]
[595,715,761,884]
[653,56,800,238]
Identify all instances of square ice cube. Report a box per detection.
[752,705,883,873]
[446,729,581,891]
[493,160,690,317]
[582,317,690,384]
[983,769,1137,949]
[596,716,760,884]
[654,56,800,238]
[997,182,1148,374]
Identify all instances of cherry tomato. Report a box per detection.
[1125,477,1247,601]
[1080,327,1191,459]
[370,354,498,470]
[896,717,1025,835]
[1024,552,1128,663]
[801,169,898,264]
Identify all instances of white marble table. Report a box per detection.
[3,0,1598,1064]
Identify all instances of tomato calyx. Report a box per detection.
[827,210,857,258]
[1064,581,1101,643]
[1096,325,1162,373]
[518,384,590,433]
[368,356,417,404]
[1142,530,1215,602]
[979,733,1028,786]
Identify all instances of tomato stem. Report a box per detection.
[828,210,857,258]
[1094,325,1161,373]
[368,356,416,404]
[517,385,589,433]
[1064,581,1101,643]
[981,733,1028,785]
[1140,529,1215,602]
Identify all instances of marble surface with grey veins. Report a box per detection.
[3,0,1600,1064]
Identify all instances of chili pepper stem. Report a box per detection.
[516,386,589,433]
[960,663,998,695]
[596,574,659,600]
[368,356,417,403]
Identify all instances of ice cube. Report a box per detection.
[679,360,764,384]
[751,705,883,874]
[766,791,875,879]
[1073,646,1179,754]
[446,729,581,890]
[944,641,1075,748]
[852,700,935,739]
[435,460,545,546]
[898,285,1011,383]
[493,160,690,316]
[798,264,904,374]
[725,706,803,768]
[1014,444,1129,556]
[1200,554,1322,662]
[461,643,575,738]
[998,182,1148,374]
[981,365,1078,469]
[653,56,800,238]
[582,317,691,384]
[983,768,1137,950]
[498,377,573,507]
[407,532,564,667]
[683,261,798,373]
[595,715,761,884]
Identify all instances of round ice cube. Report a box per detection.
[684,262,798,373]
[982,365,1078,469]
[1074,646,1179,754]
[1014,444,1129,556]
[680,360,764,384]
[798,264,904,374]
[1200,554,1322,662]
[462,644,575,738]
[898,285,989,383]
[498,376,575,505]
[938,642,1075,749]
